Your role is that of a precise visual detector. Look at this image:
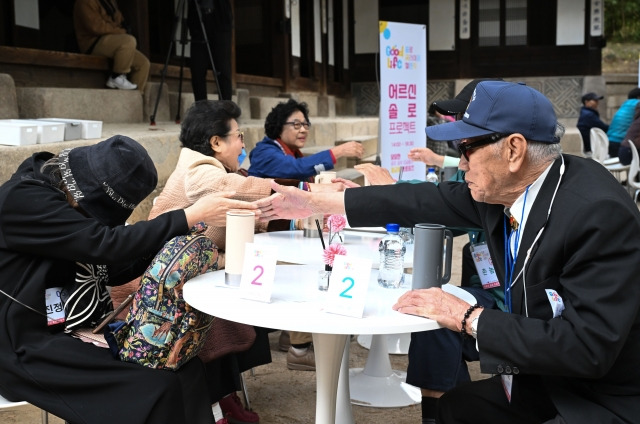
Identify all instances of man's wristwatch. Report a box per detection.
[470,316,480,339]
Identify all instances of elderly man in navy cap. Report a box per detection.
[256,81,640,423]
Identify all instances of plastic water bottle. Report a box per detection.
[426,167,439,183]
[378,223,406,288]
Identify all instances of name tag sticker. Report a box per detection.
[45,287,66,326]
[545,289,565,318]
[470,242,500,289]
[239,243,278,303]
[324,255,371,318]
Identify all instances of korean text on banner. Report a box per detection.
[379,21,427,181]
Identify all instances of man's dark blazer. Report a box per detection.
[345,154,640,423]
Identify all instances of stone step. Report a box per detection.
[561,127,583,156]
[300,133,380,171]
[0,73,19,119]
[16,87,144,123]
[336,134,378,158]
[249,96,287,121]
[162,87,251,124]
[248,93,344,120]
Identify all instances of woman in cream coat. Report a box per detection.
[147,99,337,423]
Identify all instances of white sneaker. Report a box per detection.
[106,74,137,90]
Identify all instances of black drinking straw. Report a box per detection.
[315,218,326,250]
[316,218,332,272]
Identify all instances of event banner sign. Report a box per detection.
[379,21,427,181]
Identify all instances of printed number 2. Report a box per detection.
[251,265,264,286]
[340,277,354,298]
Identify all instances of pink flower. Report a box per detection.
[327,214,347,233]
[327,214,347,244]
[323,243,347,267]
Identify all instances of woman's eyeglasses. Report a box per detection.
[457,133,506,161]
[225,130,244,142]
[284,121,311,130]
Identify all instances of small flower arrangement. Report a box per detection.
[322,215,347,270]
[326,214,347,244]
[323,243,347,269]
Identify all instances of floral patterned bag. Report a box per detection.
[106,223,218,370]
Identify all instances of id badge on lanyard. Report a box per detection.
[470,241,501,290]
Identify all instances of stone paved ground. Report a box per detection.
[2,236,491,424]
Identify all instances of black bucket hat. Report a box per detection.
[59,135,158,226]
[430,78,504,116]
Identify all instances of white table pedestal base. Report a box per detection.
[336,339,355,424]
[313,333,349,424]
[356,333,411,355]
[349,334,421,408]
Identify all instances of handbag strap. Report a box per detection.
[0,288,50,320]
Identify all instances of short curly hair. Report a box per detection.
[264,99,310,140]
[179,100,241,156]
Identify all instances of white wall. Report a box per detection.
[557,0,585,45]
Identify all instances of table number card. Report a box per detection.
[324,255,372,318]
[239,243,278,302]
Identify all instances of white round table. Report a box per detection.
[253,230,421,409]
[348,282,476,408]
[254,230,422,408]
[183,264,442,424]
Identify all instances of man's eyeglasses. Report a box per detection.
[457,133,506,161]
[225,130,244,142]
[284,121,311,130]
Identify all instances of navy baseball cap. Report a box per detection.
[581,92,604,103]
[425,81,559,143]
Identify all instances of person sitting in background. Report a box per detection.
[256,81,640,423]
[247,98,363,371]
[73,0,150,91]
[0,135,258,424]
[247,99,364,181]
[618,102,640,165]
[576,92,609,156]
[607,87,640,157]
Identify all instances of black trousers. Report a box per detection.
[436,375,559,424]
[187,0,233,101]
[204,326,272,402]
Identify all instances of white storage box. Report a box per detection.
[2,119,65,144]
[0,121,38,146]
[42,118,102,139]
[37,119,82,141]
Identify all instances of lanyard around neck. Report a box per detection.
[503,186,529,313]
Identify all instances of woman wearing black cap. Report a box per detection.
[0,135,257,424]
